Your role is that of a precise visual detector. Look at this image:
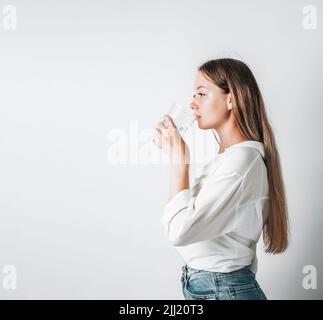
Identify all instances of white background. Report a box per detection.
[0,0,322,299]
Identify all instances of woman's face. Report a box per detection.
[190,71,232,130]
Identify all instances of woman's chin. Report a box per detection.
[197,121,207,130]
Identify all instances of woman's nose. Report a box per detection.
[190,101,198,110]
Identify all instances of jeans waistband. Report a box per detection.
[181,264,253,282]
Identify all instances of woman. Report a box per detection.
[154,58,289,300]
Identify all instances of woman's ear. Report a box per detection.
[227,93,232,110]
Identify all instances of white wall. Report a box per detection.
[0,0,322,299]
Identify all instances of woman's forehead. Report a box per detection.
[194,72,213,89]
[195,72,212,89]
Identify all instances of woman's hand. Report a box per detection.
[154,115,190,165]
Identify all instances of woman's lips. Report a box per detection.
[195,115,201,120]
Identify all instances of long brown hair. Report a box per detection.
[198,58,289,254]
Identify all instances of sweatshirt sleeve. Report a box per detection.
[160,170,243,246]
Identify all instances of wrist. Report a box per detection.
[170,163,189,175]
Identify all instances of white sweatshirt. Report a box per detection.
[160,140,269,274]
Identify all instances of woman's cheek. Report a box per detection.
[203,97,216,116]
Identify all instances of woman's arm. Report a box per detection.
[169,163,190,202]
[160,171,244,246]
[154,114,191,201]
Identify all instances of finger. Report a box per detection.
[157,121,168,131]
[153,128,162,147]
[161,119,170,129]
[154,127,162,136]
[163,114,176,129]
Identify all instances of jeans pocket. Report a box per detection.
[184,272,216,300]
[227,282,267,300]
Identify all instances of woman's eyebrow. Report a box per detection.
[196,85,208,90]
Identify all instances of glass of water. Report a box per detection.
[152,102,196,146]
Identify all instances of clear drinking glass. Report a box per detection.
[153,102,196,145]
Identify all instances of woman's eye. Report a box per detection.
[193,93,206,98]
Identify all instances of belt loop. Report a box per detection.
[182,265,188,282]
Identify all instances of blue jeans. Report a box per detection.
[181,264,267,300]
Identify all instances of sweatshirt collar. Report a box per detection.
[223,140,265,160]
[197,140,265,178]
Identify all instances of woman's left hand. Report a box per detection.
[154,115,190,165]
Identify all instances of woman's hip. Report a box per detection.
[181,264,267,300]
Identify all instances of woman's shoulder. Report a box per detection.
[214,145,264,178]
